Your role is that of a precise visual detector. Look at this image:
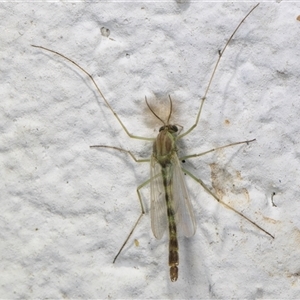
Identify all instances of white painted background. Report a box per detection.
[1,1,300,298]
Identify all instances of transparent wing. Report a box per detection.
[150,155,168,240]
[172,154,196,237]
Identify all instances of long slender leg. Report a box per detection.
[182,167,274,239]
[31,44,154,141]
[90,145,150,163]
[113,176,158,263]
[178,4,259,140]
[90,144,152,262]
[180,139,255,161]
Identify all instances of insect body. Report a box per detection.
[149,98,196,281]
[32,3,274,282]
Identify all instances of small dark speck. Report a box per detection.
[182,160,185,163]
[271,192,277,207]
[100,27,110,38]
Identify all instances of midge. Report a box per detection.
[32,3,274,282]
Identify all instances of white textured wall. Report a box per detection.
[1,1,300,298]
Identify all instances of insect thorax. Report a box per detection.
[153,125,178,167]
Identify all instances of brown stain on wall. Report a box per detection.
[209,162,249,207]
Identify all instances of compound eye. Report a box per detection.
[171,125,178,132]
[159,126,165,132]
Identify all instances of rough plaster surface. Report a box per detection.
[1,1,300,299]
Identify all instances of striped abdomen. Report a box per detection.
[162,165,179,282]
